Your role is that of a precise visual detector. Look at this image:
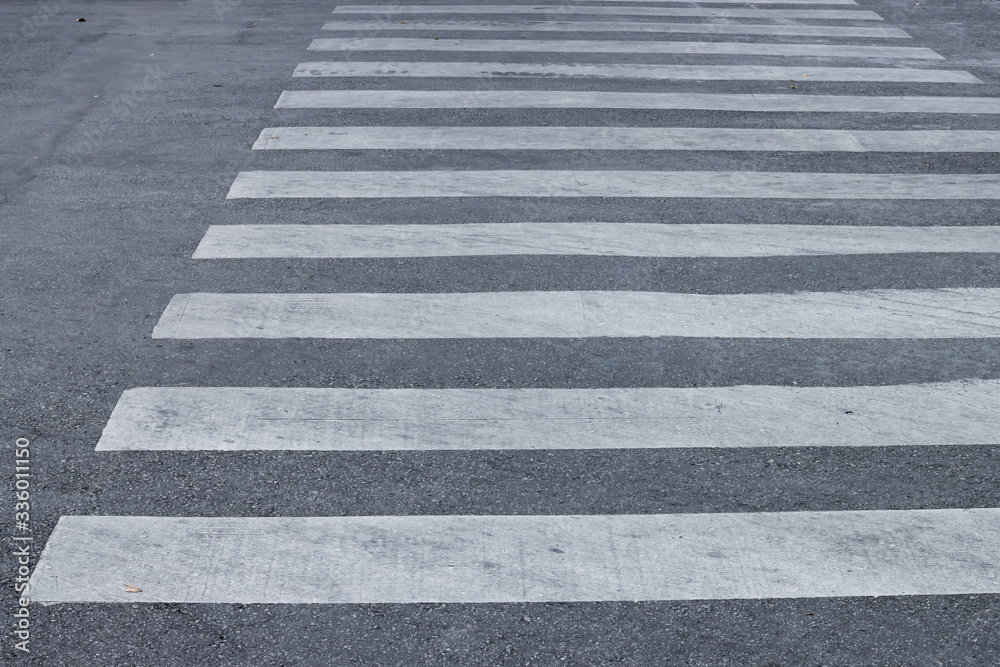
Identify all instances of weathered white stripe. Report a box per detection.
[226,171,1000,200]
[509,0,861,4]
[251,127,1000,152]
[292,62,979,83]
[523,0,862,4]
[307,38,940,59]
[332,6,884,20]
[96,381,1000,452]
[193,223,1000,259]
[30,510,1000,603]
[152,289,1000,340]
[321,20,911,38]
[274,91,1000,113]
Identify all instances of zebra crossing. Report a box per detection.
[30,0,1000,609]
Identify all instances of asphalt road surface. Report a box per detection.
[3,0,1000,664]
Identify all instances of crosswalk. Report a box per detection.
[30,0,1000,611]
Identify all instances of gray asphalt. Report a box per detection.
[2,0,1000,664]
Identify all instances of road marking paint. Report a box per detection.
[97,381,1000,451]
[193,223,1000,259]
[251,127,1000,152]
[505,0,863,4]
[293,61,978,82]
[307,38,940,59]
[226,170,1000,200]
[152,289,1000,339]
[332,6,885,21]
[274,90,1000,113]
[30,510,1000,603]
[321,20,910,38]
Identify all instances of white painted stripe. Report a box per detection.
[852,130,1000,152]
[97,381,1000,452]
[275,90,1000,113]
[193,223,1000,259]
[152,289,1000,340]
[307,38,940,59]
[513,0,861,4]
[321,20,911,38]
[30,510,1000,603]
[251,128,1000,152]
[332,6,885,20]
[293,62,980,83]
[226,171,1000,200]
[529,0,862,4]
